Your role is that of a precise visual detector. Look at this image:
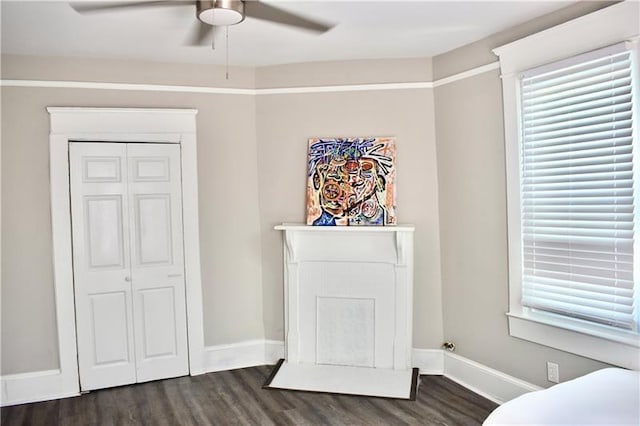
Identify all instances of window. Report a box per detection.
[520,44,636,332]
[494,1,640,368]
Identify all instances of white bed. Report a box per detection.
[483,368,640,425]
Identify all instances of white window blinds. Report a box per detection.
[519,43,637,331]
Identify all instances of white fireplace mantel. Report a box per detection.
[269,224,417,399]
[276,223,415,266]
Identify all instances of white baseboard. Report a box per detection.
[203,339,284,374]
[443,352,542,404]
[2,341,540,407]
[206,342,538,404]
[202,339,270,373]
[412,348,444,374]
[1,369,79,407]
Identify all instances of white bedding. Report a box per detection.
[483,368,640,425]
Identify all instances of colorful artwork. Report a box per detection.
[306,137,396,226]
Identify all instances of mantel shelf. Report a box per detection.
[275,223,415,232]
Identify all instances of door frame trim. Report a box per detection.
[48,107,205,396]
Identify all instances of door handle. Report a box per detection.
[168,273,183,278]
[124,276,131,282]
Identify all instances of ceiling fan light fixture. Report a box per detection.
[197,0,245,26]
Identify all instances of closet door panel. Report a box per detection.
[128,143,189,383]
[134,194,173,265]
[89,291,132,365]
[85,195,125,268]
[139,287,178,358]
[70,143,137,391]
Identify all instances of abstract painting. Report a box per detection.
[306,137,396,226]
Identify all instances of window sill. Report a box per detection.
[507,312,640,369]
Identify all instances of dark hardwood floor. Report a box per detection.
[1,365,497,425]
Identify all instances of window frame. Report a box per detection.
[494,1,640,369]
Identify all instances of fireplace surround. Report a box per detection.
[267,224,417,399]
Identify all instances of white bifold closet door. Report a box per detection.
[70,142,188,391]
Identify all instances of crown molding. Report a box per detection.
[0,61,500,95]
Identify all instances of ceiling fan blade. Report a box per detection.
[244,1,333,33]
[185,20,215,45]
[69,1,192,14]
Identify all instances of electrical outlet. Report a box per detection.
[547,362,559,383]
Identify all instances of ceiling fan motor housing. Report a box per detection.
[197,0,245,26]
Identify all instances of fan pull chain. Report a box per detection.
[225,26,229,80]
[211,5,216,51]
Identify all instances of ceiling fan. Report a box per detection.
[70,0,333,45]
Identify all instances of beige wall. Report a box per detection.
[1,54,255,88]
[255,77,443,348]
[1,59,264,374]
[256,57,432,88]
[432,2,615,387]
[1,88,60,373]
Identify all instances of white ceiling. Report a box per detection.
[1,0,576,67]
